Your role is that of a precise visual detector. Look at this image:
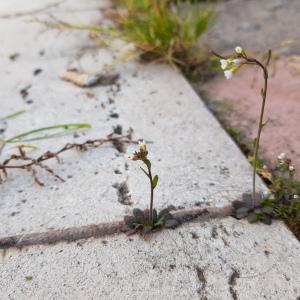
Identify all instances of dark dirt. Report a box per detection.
[228,269,240,300]
[112,182,132,205]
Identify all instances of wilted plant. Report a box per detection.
[123,141,179,234]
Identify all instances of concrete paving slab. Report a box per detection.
[1,218,299,300]
[0,1,299,300]
[0,0,267,237]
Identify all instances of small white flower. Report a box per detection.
[232,59,241,65]
[138,140,147,152]
[263,165,267,170]
[224,70,233,79]
[220,59,228,70]
[277,152,286,160]
[293,195,299,199]
[289,165,295,172]
[235,46,243,54]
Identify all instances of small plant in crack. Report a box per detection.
[123,140,180,234]
[232,152,300,234]
[233,193,274,225]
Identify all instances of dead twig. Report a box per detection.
[0,129,136,185]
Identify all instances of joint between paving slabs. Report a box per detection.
[0,205,233,250]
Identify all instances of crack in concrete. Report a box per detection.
[229,268,240,300]
[0,1,64,19]
[0,205,233,250]
[0,121,8,156]
[195,266,207,297]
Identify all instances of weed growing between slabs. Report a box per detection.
[123,141,180,235]
[213,47,300,236]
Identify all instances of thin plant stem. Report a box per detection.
[212,49,271,206]
[243,51,271,205]
[251,64,268,205]
[146,161,154,224]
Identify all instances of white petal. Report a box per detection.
[232,59,241,65]
[220,59,228,70]
[224,70,233,79]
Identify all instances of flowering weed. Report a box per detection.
[123,141,180,235]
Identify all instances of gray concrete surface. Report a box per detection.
[0,1,300,299]
[1,218,299,300]
[0,0,266,237]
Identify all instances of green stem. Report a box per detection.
[250,59,269,206]
[145,162,154,225]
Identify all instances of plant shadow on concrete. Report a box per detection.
[123,141,180,235]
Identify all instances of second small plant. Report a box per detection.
[123,141,179,234]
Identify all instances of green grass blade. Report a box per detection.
[4,123,91,144]
[0,110,27,121]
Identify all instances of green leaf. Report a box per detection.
[247,212,258,223]
[152,209,158,223]
[140,167,149,177]
[262,215,272,225]
[142,226,153,234]
[133,208,143,217]
[152,175,159,189]
[124,216,135,228]
[235,207,249,219]
[158,207,174,219]
[4,123,91,144]
[155,216,166,226]
[252,138,257,149]
[261,206,273,215]
[164,218,180,229]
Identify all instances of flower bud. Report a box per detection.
[138,140,147,152]
[235,46,243,54]
[277,152,286,160]
[289,165,295,172]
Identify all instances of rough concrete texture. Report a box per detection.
[1,218,300,300]
[1,1,300,299]
[0,0,266,237]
